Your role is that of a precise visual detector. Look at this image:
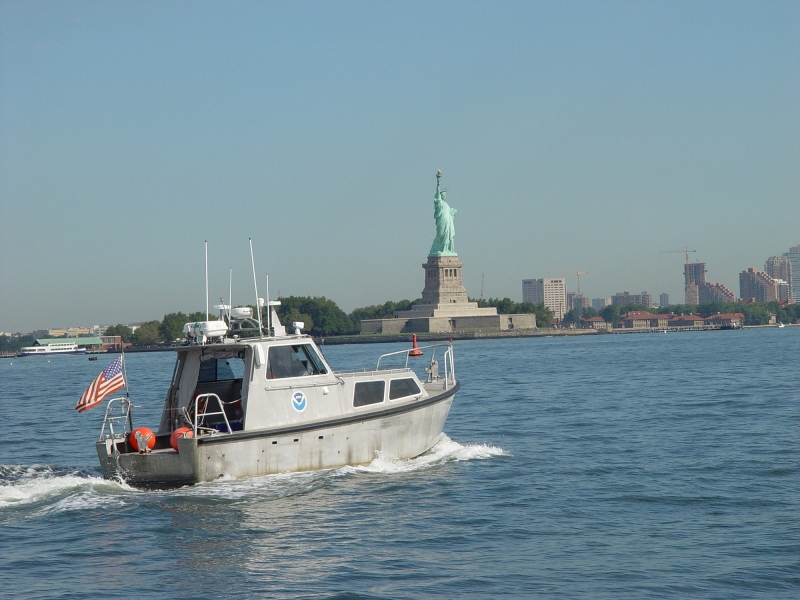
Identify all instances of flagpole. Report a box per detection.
[120,349,133,430]
[121,349,129,398]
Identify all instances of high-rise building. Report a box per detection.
[567,293,590,312]
[659,293,669,307]
[523,278,567,319]
[774,279,791,303]
[684,262,706,304]
[591,297,611,310]
[611,291,653,308]
[698,282,737,303]
[739,268,779,302]
[779,246,800,302]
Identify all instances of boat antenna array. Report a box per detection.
[249,238,264,337]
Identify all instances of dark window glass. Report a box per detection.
[198,359,217,383]
[198,357,244,382]
[268,344,327,379]
[353,381,385,407]
[389,378,421,400]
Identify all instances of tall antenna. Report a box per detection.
[249,238,263,336]
[265,274,271,334]
[205,240,209,321]
[228,268,233,321]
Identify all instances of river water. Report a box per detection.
[1,327,798,599]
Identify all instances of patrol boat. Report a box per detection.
[96,306,458,488]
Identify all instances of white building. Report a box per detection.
[523,278,567,320]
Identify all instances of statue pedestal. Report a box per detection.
[393,255,497,319]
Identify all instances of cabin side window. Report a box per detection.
[353,381,385,407]
[267,344,328,379]
[389,378,421,400]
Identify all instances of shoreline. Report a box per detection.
[5,323,790,357]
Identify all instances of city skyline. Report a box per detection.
[2,2,799,332]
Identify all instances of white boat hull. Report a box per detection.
[96,386,456,488]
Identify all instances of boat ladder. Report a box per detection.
[99,397,132,447]
[186,393,232,435]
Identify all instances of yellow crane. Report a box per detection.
[549,270,589,294]
[661,247,697,264]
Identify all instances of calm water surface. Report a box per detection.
[1,328,798,599]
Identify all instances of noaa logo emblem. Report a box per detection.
[291,391,307,412]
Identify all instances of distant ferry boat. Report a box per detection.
[18,342,87,357]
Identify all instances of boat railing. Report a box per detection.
[376,344,455,390]
[187,393,232,436]
[99,397,132,442]
[337,367,412,377]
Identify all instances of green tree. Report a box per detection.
[348,300,415,329]
[277,296,354,336]
[562,308,581,327]
[104,325,132,343]
[131,321,162,345]
[0,334,35,352]
[160,312,189,342]
[582,306,599,318]
[599,304,621,326]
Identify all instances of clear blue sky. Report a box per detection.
[1,1,798,332]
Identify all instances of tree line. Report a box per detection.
[96,295,557,345]
[561,300,800,328]
[5,297,792,351]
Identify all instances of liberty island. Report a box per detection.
[360,171,536,334]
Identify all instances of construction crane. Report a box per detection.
[661,247,697,264]
[549,270,589,294]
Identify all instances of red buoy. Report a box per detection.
[409,334,423,357]
[129,427,156,452]
[170,426,194,451]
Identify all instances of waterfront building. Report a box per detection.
[581,316,610,330]
[783,245,800,302]
[739,268,779,302]
[591,297,611,310]
[670,314,706,328]
[611,291,653,308]
[619,311,670,329]
[767,254,794,303]
[698,282,737,303]
[523,278,567,319]
[704,313,745,328]
[659,293,669,307]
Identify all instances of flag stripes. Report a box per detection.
[75,356,126,412]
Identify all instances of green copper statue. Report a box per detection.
[429,170,458,257]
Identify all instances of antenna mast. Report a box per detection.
[249,239,264,336]
[480,273,485,300]
[205,240,209,321]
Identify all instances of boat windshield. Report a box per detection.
[267,344,327,379]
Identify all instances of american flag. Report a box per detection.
[75,356,126,413]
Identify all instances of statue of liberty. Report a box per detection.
[429,170,457,256]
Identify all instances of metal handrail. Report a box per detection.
[190,393,232,435]
[376,343,455,390]
[99,397,132,442]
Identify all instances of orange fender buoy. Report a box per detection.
[129,427,156,452]
[170,427,194,452]
[409,334,423,357]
